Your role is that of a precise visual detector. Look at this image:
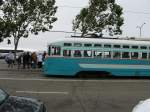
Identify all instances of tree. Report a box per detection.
[73,0,124,37]
[0,0,57,60]
[73,8,89,36]
[0,0,3,5]
[0,0,4,42]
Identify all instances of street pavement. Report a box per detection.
[0,59,150,112]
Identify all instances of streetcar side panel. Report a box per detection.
[43,57,150,76]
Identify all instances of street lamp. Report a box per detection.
[137,23,146,37]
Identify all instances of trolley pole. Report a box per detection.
[137,23,146,37]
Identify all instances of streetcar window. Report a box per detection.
[94,44,101,47]
[132,46,138,49]
[104,44,111,48]
[74,43,82,47]
[123,45,129,48]
[141,53,147,59]
[103,51,111,58]
[51,46,61,55]
[84,44,92,47]
[64,43,72,46]
[122,52,130,59]
[149,53,150,59]
[140,46,147,49]
[114,45,121,48]
[113,52,121,59]
[94,51,102,58]
[63,50,71,57]
[131,52,138,59]
[74,50,82,57]
[84,50,92,57]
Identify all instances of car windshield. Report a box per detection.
[0,89,8,105]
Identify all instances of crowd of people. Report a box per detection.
[5,51,47,69]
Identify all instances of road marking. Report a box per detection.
[16,91,69,95]
[0,77,150,83]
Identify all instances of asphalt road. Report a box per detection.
[0,60,150,112]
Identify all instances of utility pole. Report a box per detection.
[137,23,146,37]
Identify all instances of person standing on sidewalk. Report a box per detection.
[6,51,14,68]
[31,52,37,69]
[16,53,23,69]
[37,53,43,68]
[23,52,31,69]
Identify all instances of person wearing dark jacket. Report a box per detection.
[23,52,31,69]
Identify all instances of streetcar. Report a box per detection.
[43,36,150,77]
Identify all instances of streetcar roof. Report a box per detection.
[48,37,150,46]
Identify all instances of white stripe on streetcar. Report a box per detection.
[79,63,150,69]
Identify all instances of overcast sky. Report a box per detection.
[0,0,150,51]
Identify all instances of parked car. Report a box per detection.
[0,89,47,112]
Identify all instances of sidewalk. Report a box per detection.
[0,59,42,72]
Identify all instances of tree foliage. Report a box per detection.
[73,0,124,37]
[0,0,3,5]
[0,0,57,59]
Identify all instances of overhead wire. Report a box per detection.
[58,5,150,15]
[0,5,150,34]
[54,5,150,34]
[48,30,82,34]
